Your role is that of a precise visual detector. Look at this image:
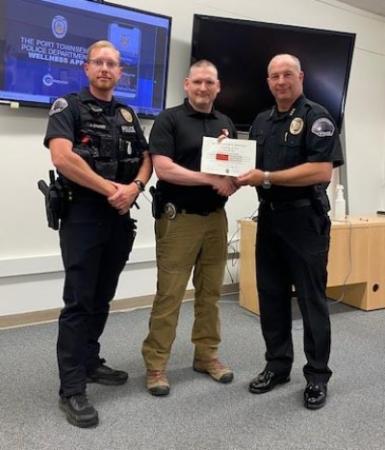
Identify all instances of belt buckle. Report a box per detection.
[164,202,177,220]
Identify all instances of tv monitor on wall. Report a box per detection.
[191,15,355,131]
[0,0,171,118]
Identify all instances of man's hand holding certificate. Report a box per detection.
[201,137,256,177]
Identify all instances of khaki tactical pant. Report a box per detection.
[142,209,228,370]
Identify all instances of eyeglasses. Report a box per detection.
[88,58,120,69]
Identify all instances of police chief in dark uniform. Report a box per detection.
[237,54,344,410]
[141,60,238,396]
[43,40,151,427]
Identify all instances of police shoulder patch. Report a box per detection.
[311,117,335,137]
[49,98,68,116]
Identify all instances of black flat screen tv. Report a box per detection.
[0,0,171,118]
[191,15,355,131]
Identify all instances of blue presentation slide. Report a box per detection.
[0,0,170,116]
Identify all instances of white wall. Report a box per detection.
[1,0,384,316]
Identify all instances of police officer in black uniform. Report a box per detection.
[43,40,151,427]
[237,54,343,410]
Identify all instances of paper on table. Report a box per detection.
[201,137,256,176]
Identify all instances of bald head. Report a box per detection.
[266,53,304,111]
[267,54,301,76]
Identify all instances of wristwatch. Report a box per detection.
[134,179,145,192]
[262,171,272,189]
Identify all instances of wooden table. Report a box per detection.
[239,216,385,314]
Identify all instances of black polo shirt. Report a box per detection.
[249,95,344,202]
[149,98,237,210]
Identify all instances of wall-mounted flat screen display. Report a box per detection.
[0,0,171,118]
[191,15,355,131]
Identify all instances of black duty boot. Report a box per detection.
[87,360,128,386]
[59,393,99,428]
[304,382,327,410]
[249,369,290,394]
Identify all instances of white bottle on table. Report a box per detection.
[334,184,346,220]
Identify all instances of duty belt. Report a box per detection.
[261,198,312,211]
[164,202,221,219]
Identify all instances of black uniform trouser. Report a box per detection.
[256,203,332,383]
[57,199,136,397]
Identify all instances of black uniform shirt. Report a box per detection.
[44,88,147,150]
[149,98,237,210]
[249,95,344,202]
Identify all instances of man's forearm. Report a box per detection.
[153,155,214,186]
[134,151,153,186]
[269,162,332,187]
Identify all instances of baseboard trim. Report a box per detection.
[0,283,239,329]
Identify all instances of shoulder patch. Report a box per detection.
[49,98,68,116]
[311,117,335,137]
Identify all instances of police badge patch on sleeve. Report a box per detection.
[49,98,68,116]
[311,118,335,137]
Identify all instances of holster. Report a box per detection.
[149,186,164,219]
[37,171,68,230]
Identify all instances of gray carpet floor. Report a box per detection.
[1,295,384,450]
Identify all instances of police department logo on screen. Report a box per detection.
[52,16,68,39]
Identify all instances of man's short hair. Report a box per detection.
[87,40,120,63]
[188,59,218,77]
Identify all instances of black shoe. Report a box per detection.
[87,361,128,386]
[304,382,327,410]
[59,394,99,428]
[249,370,290,394]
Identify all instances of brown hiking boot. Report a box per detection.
[193,358,234,383]
[146,369,170,396]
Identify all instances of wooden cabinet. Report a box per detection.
[239,216,385,314]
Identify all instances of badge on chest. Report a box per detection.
[289,117,304,135]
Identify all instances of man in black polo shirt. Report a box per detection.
[238,54,343,410]
[142,60,238,396]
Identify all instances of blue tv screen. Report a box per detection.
[0,0,172,118]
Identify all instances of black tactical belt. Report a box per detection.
[261,198,312,211]
[180,208,218,216]
[164,202,221,219]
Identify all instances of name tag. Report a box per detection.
[89,123,107,130]
[122,125,136,133]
